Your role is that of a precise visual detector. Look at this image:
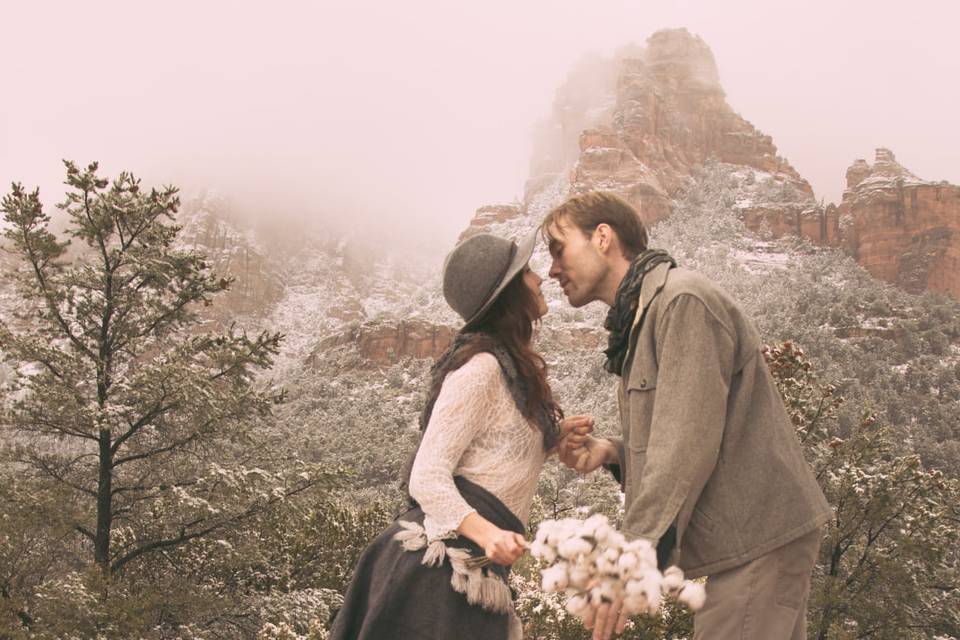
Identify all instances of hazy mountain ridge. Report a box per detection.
[2,28,957,476]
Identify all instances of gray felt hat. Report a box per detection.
[442,228,537,331]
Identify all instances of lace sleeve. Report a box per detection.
[409,352,503,540]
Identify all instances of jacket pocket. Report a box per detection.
[625,357,658,394]
[690,505,718,534]
[624,356,658,455]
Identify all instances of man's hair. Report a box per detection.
[541,192,648,260]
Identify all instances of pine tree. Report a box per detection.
[0,161,324,598]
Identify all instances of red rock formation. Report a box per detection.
[838,149,960,298]
[311,321,608,367]
[522,30,959,300]
[740,203,841,247]
[312,319,456,366]
[565,29,813,226]
[458,204,524,241]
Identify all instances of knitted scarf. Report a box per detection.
[603,250,677,375]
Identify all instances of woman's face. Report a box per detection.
[523,266,549,319]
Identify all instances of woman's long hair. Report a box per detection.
[426,269,563,446]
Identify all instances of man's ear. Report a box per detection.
[593,223,613,255]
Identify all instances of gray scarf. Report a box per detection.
[604,250,677,375]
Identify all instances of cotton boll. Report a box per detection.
[541,564,569,593]
[640,575,662,614]
[533,528,551,547]
[530,538,555,563]
[679,582,707,611]
[599,578,620,602]
[617,551,639,578]
[569,564,592,589]
[640,547,657,568]
[589,585,605,606]
[581,514,607,538]
[623,595,647,615]
[606,530,626,549]
[566,593,591,617]
[626,539,657,568]
[558,537,593,560]
[661,566,685,594]
[627,538,653,553]
[594,522,612,542]
[596,555,617,576]
[542,521,563,546]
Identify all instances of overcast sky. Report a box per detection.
[2,0,957,254]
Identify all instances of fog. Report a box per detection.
[2,0,957,255]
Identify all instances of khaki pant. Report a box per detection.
[693,528,821,640]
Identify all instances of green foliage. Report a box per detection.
[765,342,960,639]
[0,163,336,638]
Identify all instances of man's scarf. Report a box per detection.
[603,250,677,375]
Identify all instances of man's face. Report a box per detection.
[546,217,607,308]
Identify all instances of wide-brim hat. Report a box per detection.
[442,228,538,331]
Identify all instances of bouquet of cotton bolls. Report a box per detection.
[530,514,706,621]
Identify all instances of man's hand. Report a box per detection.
[583,595,630,640]
[560,436,618,474]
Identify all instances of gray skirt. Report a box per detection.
[329,476,524,640]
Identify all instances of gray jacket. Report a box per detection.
[610,263,831,578]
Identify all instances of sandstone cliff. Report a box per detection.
[528,28,815,227]
[838,148,960,298]
[518,29,959,301]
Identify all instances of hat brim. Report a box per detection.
[460,228,538,332]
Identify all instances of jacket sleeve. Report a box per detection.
[408,352,501,540]
[621,294,734,543]
[603,437,626,487]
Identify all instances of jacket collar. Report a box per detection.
[638,261,672,315]
[621,262,672,376]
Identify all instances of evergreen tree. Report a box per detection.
[0,162,327,636]
[766,342,960,639]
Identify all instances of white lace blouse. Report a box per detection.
[408,352,548,541]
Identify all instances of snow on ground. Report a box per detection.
[732,240,794,274]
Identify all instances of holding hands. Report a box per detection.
[556,415,594,451]
[557,414,620,474]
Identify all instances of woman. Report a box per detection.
[329,230,591,640]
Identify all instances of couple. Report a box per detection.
[330,192,831,640]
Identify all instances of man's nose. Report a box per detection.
[548,259,560,279]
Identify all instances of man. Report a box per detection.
[542,192,831,640]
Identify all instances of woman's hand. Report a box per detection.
[481,528,528,566]
[552,415,594,455]
[559,435,619,474]
[458,513,527,566]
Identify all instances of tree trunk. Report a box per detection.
[816,540,844,640]
[94,429,113,570]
